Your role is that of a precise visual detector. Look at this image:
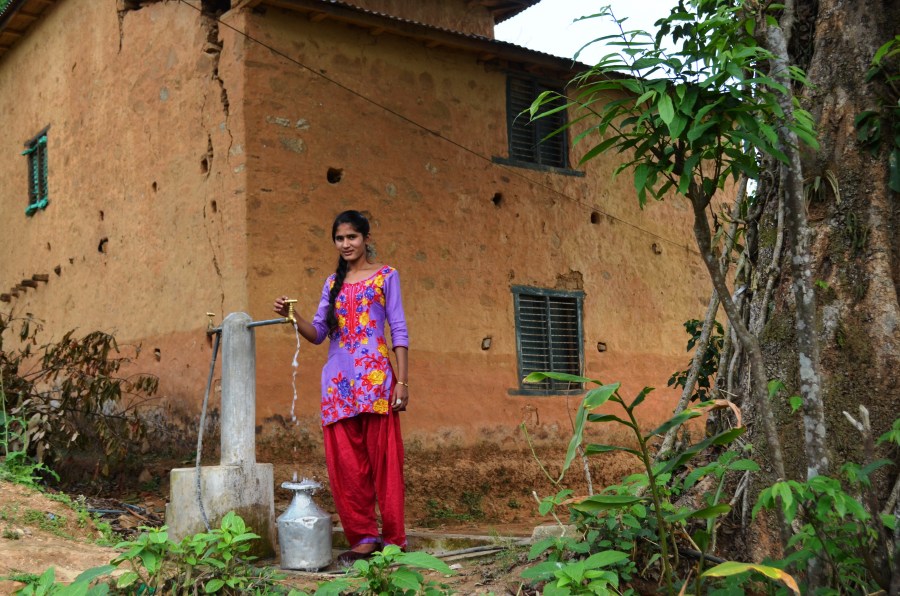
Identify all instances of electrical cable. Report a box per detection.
[175,0,700,256]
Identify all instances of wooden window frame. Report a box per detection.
[502,73,571,171]
[511,285,585,396]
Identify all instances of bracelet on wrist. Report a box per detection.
[396,380,409,387]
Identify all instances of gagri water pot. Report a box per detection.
[277,478,333,570]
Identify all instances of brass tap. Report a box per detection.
[206,312,216,330]
[284,299,298,325]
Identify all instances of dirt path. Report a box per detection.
[0,482,119,593]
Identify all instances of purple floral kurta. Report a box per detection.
[310,266,408,426]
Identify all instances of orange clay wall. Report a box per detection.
[241,6,713,447]
[0,0,249,421]
[0,0,713,452]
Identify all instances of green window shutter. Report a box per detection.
[23,130,49,216]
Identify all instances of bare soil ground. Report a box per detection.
[0,446,640,594]
[0,482,120,594]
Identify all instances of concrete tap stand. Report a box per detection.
[166,312,276,558]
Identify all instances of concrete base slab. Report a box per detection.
[166,464,275,558]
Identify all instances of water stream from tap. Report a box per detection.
[290,323,301,423]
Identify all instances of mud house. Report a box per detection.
[0,0,711,460]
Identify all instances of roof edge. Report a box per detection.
[257,0,589,77]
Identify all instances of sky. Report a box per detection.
[495,0,675,65]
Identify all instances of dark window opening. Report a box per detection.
[23,128,49,216]
[513,286,584,395]
[506,75,568,169]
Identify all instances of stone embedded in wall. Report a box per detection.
[556,270,584,291]
[266,115,292,127]
[279,137,306,154]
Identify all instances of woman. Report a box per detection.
[273,210,409,563]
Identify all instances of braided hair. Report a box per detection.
[325,210,371,333]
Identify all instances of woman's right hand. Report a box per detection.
[273,295,290,317]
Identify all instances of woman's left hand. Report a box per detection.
[392,383,408,411]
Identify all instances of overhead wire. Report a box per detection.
[176,0,700,256]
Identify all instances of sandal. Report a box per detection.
[337,549,373,566]
[337,540,383,566]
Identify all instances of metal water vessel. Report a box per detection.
[277,478,333,570]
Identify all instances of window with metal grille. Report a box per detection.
[513,286,584,394]
[506,74,568,169]
[23,127,49,216]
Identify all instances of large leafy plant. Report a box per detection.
[0,313,157,471]
[523,371,795,595]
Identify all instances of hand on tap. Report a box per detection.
[273,295,291,318]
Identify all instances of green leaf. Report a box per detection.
[116,571,140,588]
[583,550,629,568]
[528,537,558,560]
[314,578,354,596]
[668,113,688,139]
[630,387,653,410]
[789,395,802,413]
[646,409,701,438]
[772,482,794,513]
[397,551,454,574]
[701,561,800,594]
[390,568,425,591]
[72,565,117,585]
[578,135,623,164]
[690,503,731,519]
[584,384,619,409]
[687,119,717,143]
[586,413,633,427]
[205,578,225,593]
[634,163,650,196]
[873,37,898,64]
[521,561,565,581]
[524,371,597,385]
[881,513,896,530]
[138,550,158,572]
[727,458,760,472]
[571,494,645,514]
[767,379,785,398]
[584,443,642,458]
[658,94,675,124]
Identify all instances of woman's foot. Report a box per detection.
[337,540,382,566]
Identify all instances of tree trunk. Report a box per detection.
[751,0,900,520]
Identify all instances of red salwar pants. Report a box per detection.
[323,410,406,548]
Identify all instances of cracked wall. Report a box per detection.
[0,0,715,452]
[0,0,248,417]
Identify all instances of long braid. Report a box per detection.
[326,255,348,333]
